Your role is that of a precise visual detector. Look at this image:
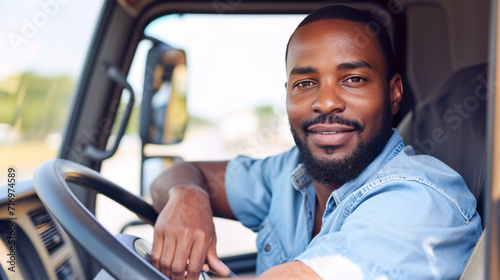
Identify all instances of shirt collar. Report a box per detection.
[291,163,312,191]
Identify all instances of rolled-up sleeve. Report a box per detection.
[224,148,299,231]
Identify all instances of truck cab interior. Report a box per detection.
[0,0,499,279]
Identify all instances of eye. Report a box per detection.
[345,77,365,83]
[294,80,316,88]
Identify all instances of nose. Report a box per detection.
[311,84,346,114]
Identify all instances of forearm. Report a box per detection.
[150,161,209,213]
[257,261,321,280]
[219,261,321,280]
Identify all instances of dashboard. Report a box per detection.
[0,180,85,280]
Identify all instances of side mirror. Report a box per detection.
[140,36,188,145]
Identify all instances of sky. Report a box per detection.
[0,0,104,79]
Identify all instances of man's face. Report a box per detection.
[286,19,402,185]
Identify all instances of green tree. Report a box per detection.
[0,72,75,139]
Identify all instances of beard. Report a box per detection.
[291,102,393,186]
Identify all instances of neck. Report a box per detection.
[313,181,341,213]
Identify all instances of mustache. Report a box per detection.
[301,114,363,134]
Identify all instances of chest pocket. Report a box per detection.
[255,217,287,275]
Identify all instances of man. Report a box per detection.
[150,5,481,280]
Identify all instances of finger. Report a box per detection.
[206,245,230,277]
[185,237,210,280]
[150,227,164,270]
[160,237,176,278]
[202,263,210,272]
[170,237,192,280]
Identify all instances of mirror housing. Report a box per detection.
[140,36,188,145]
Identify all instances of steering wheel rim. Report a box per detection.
[33,159,167,279]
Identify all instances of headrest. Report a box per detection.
[401,63,488,220]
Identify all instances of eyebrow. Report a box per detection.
[289,66,318,76]
[337,60,372,71]
[289,60,372,77]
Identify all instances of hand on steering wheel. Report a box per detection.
[151,186,231,280]
[33,159,233,280]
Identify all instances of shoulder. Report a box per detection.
[383,146,473,204]
[355,149,479,226]
[383,145,463,180]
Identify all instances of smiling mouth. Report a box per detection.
[315,131,349,135]
[307,124,358,134]
[306,124,358,147]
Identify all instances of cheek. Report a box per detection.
[345,93,386,128]
[286,97,307,125]
[368,104,388,132]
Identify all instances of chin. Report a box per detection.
[309,142,357,158]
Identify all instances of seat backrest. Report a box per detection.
[398,63,488,280]
[398,63,488,221]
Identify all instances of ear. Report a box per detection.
[388,73,403,115]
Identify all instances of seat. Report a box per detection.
[399,63,487,221]
[398,63,488,280]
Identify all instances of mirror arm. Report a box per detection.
[84,65,135,161]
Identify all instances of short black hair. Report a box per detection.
[285,5,396,81]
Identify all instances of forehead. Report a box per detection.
[286,19,385,74]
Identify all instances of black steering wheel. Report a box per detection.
[33,159,170,279]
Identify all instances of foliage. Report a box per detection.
[0,72,74,139]
[255,104,277,127]
[0,72,276,143]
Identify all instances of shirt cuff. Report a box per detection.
[296,254,364,280]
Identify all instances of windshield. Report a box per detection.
[0,0,105,180]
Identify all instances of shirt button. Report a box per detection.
[264,244,271,252]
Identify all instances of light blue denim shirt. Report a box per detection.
[225,130,482,279]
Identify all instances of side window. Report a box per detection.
[98,14,304,258]
[0,1,104,181]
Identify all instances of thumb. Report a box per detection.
[206,246,231,277]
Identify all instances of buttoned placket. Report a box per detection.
[322,193,338,226]
[291,163,318,256]
[303,187,316,240]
